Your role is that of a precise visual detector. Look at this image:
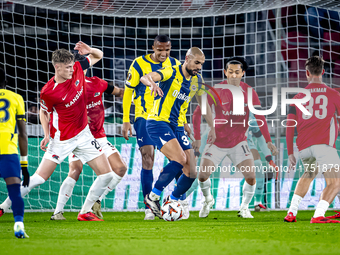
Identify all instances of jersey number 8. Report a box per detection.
[0,98,10,123]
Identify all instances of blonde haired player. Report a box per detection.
[51,53,127,220]
[0,42,114,221]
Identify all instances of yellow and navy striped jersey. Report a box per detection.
[148,65,205,127]
[124,54,181,120]
[0,89,26,155]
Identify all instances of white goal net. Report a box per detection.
[1,0,340,211]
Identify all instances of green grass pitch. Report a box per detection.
[0,211,339,255]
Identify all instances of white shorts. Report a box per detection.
[299,144,340,172]
[69,137,119,163]
[202,141,254,167]
[43,126,103,164]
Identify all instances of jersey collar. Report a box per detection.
[179,64,192,82]
[143,54,164,64]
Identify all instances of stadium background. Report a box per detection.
[1,0,340,211]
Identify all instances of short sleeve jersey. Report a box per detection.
[85,76,108,139]
[207,80,261,148]
[0,89,26,154]
[125,54,181,120]
[148,65,205,127]
[40,59,90,141]
[291,83,340,151]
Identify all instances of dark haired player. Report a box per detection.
[122,35,183,220]
[0,67,29,238]
[196,57,277,218]
[285,56,340,223]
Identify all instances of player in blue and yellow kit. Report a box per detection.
[122,35,181,220]
[0,67,29,238]
[141,47,216,218]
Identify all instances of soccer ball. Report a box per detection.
[161,200,184,221]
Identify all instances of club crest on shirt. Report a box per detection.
[127,73,132,81]
[191,84,197,91]
[75,80,80,86]
[41,99,46,105]
[94,92,100,97]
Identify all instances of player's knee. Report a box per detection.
[245,177,256,186]
[198,172,209,182]
[113,164,127,178]
[68,168,82,181]
[175,152,187,166]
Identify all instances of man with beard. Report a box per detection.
[141,47,216,218]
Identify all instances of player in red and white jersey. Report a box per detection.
[285,56,340,224]
[0,42,115,221]
[194,57,278,219]
[51,73,127,220]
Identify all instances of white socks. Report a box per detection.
[54,177,76,215]
[199,178,213,201]
[313,200,329,218]
[80,172,114,214]
[99,171,122,202]
[240,181,256,210]
[288,194,303,216]
[0,173,45,211]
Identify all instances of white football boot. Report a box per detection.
[181,200,190,220]
[238,208,254,218]
[199,197,215,218]
[144,209,155,220]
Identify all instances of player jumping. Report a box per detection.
[0,42,114,221]
[51,60,127,220]
[141,47,216,219]
[284,56,340,223]
[0,67,29,238]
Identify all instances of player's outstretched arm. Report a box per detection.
[112,87,124,97]
[39,108,50,152]
[140,72,163,97]
[74,41,103,67]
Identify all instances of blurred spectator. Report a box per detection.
[27,104,39,124]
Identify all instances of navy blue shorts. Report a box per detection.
[0,154,21,179]
[146,120,192,151]
[134,117,156,148]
